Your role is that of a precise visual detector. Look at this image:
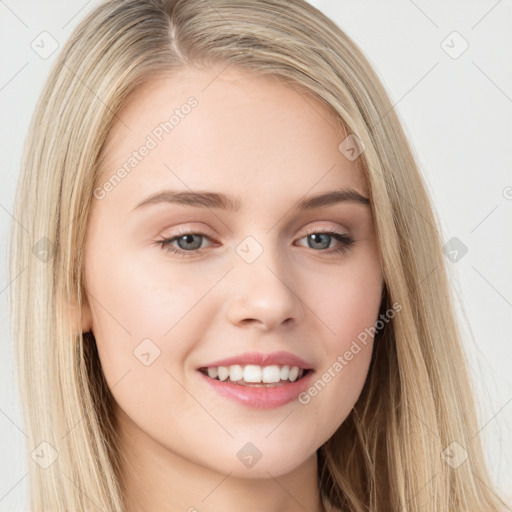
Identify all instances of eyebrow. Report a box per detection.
[131,187,370,212]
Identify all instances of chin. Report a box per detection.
[204,443,316,479]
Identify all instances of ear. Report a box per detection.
[64,293,94,334]
[78,300,93,334]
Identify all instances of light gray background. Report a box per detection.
[1,1,511,509]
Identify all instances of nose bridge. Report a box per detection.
[226,233,303,328]
[234,233,289,285]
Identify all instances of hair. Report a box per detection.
[8,0,509,510]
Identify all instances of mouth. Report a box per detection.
[198,365,311,387]
[196,351,315,408]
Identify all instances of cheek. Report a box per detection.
[84,244,206,349]
[295,253,382,424]
[307,253,383,350]
[83,244,226,408]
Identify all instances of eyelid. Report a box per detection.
[160,221,349,242]
[160,224,215,239]
[300,222,349,237]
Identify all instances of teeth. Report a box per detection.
[229,365,243,382]
[217,366,229,381]
[243,365,261,383]
[202,364,305,384]
[262,365,281,383]
[289,366,299,382]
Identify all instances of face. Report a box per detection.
[81,65,383,479]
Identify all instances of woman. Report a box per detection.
[9,0,509,510]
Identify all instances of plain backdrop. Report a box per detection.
[1,0,511,509]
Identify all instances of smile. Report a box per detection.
[199,364,308,386]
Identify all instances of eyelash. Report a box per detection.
[157,227,355,258]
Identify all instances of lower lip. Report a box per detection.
[197,370,315,409]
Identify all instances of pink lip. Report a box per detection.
[197,370,315,409]
[198,350,314,370]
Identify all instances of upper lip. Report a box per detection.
[198,351,314,370]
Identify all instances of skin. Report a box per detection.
[79,65,384,512]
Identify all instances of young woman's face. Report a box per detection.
[82,66,383,478]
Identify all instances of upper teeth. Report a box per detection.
[205,365,303,383]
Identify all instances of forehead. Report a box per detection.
[97,65,368,210]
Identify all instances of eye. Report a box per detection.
[295,229,355,255]
[157,227,355,258]
[157,228,214,257]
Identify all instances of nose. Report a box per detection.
[225,240,305,331]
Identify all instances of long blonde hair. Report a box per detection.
[9,0,509,510]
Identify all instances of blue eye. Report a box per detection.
[169,233,204,251]
[298,231,355,254]
[157,229,354,258]
[158,231,212,257]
